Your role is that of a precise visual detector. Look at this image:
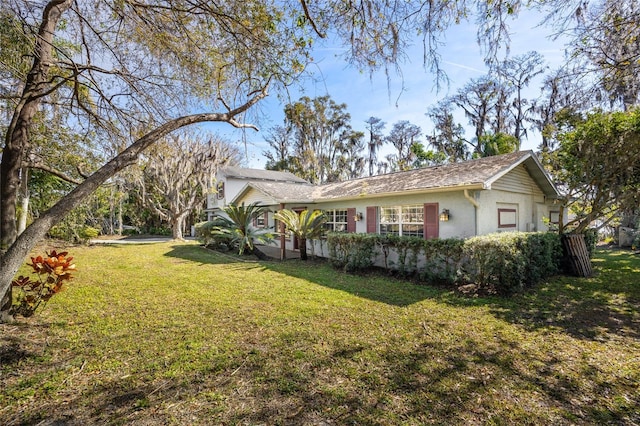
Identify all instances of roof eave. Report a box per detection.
[316,183,486,202]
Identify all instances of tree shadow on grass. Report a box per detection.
[164,245,438,307]
[261,259,442,307]
[165,245,639,338]
[6,319,638,426]
[442,249,640,341]
[163,244,263,266]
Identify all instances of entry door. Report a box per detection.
[423,203,439,239]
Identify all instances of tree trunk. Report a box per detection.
[299,237,308,260]
[117,186,123,236]
[172,215,184,240]
[1,0,72,253]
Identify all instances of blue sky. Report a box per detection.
[208,9,569,168]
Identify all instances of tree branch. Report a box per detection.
[22,161,84,185]
[299,0,326,38]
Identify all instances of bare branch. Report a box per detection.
[22,161,83,185]
[299,0,326,38]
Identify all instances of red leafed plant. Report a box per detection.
[11,250,76,317]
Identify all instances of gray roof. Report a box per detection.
[221,166,308,183]
[248,181,315,203]
[232,151,560,204]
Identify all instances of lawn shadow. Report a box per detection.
[442,249,640,341]
[258,258,442,307]
[164,244,438,307]
[163,244,264,266]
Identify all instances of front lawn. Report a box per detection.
[1,242,638,425]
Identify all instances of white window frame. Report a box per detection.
[379,205,424,238]
[324,209,348,233]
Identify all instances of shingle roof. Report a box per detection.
[318,150,549,199]
[221,166,308,183]
[232,151,559,204]
[248,181,315,203]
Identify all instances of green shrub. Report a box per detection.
[48,224,100,243]
[462,232,562,295]
[327,233,378,272]
[327,231,562,296]
[141,226,172,236]
[194,219,236,250]
[462,233,527,294]
[582,228,598,258]
[420,238,465,285]
[79,226,100,240]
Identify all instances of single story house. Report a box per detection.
[219,150,562,255]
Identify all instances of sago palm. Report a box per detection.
[273,209,327,260]
[213,202,274,257]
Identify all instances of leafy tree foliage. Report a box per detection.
[411,143,447,168]
[568,0,640,110]
[425,101,469,163]
[548,108,640,233]
[282,95,362,183]
[477,133,519,157]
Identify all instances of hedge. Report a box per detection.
[327,232,563,295]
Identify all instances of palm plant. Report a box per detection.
[273,209,327,260]
[213,202,274,258]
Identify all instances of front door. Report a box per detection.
[424,203,439,239]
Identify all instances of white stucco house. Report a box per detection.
[209,151,562,254]
[205,166,309,220]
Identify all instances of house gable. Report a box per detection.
[491,164,545,196]
[235,186,278,206]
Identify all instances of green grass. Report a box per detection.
[1,242,639,425]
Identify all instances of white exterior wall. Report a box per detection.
[309,190,477,239]
[475,164,558,234]
[252,191,479,254]
[475,189,557,234]
[207,176,263,219]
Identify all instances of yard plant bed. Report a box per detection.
[1,242,638,425]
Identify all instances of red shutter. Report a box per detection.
[424,203,439,239]
[366,206,377,234]
[347,208,356,233]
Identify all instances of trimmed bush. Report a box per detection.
[420,238,465,285]
[327,233,378,272]
[463,232,562,294]
[327,231,562,295]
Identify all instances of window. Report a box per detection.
[216,181,225,200]
[549,211,560,224]
[253,212,267,228]
[498,208,517,228]
[324,209,348,232]
[380,205,424,238]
